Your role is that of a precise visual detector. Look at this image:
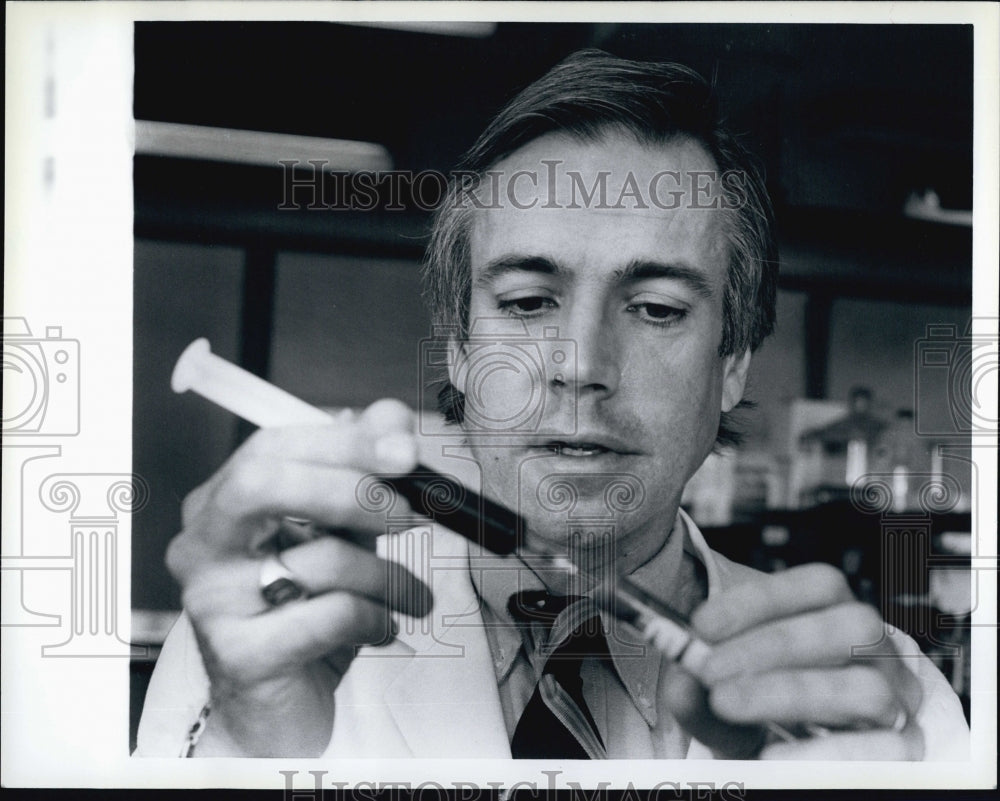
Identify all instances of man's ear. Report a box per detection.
[721,349,752,413]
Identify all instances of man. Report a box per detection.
[137,50,968,760]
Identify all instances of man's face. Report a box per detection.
[455,132,750,572]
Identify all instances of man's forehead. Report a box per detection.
[478,130,722,202]
[467,131,731,274]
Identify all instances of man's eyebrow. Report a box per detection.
[475,255,566,286]
[614,259,714,299]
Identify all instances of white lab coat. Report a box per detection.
[136,510,970,759]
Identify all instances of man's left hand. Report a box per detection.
[661,563,925,759]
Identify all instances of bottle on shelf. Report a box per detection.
[873,407,931,512]
[798,386,888,506]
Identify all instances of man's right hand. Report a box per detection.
[165,399,433,756]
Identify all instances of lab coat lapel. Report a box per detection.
[381,528,511,758]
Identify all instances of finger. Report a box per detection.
[271,517,377,552]
[708,665,909,729]
[875,642,924,720]
[280,536,433,618]
[179,411,420,558]
[199,592,398,684]
[270,520,377,554]
[659,662,768,759]
[176,556,262,618]
[234,421,415,475]
[760,724,925,760]
[691,563,856,642]
[323,643,359,676]
[698,601,885,683]
[179,538,433,619]
[201,464,420,552]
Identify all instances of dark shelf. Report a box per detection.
[134,155,432,259]
[776,206,971,305]
[701,502,971,570]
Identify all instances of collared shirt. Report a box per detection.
[470,513,709,758]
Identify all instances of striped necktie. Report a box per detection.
[508,590,609,759]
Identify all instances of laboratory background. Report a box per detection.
[130,22,977,750]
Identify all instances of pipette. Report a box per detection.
[172,338,713,674]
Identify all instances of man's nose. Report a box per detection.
[550,306,620,397]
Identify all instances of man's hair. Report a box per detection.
[421,49,778,447]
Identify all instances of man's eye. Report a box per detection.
[497,296,554,316]
[629,302,687,325]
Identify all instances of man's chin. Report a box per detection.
[518,505,632,554]
[516,510,647,595]
[514,457,648,513]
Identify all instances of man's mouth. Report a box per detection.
[540,439,636,457]
[546,441,609,456]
